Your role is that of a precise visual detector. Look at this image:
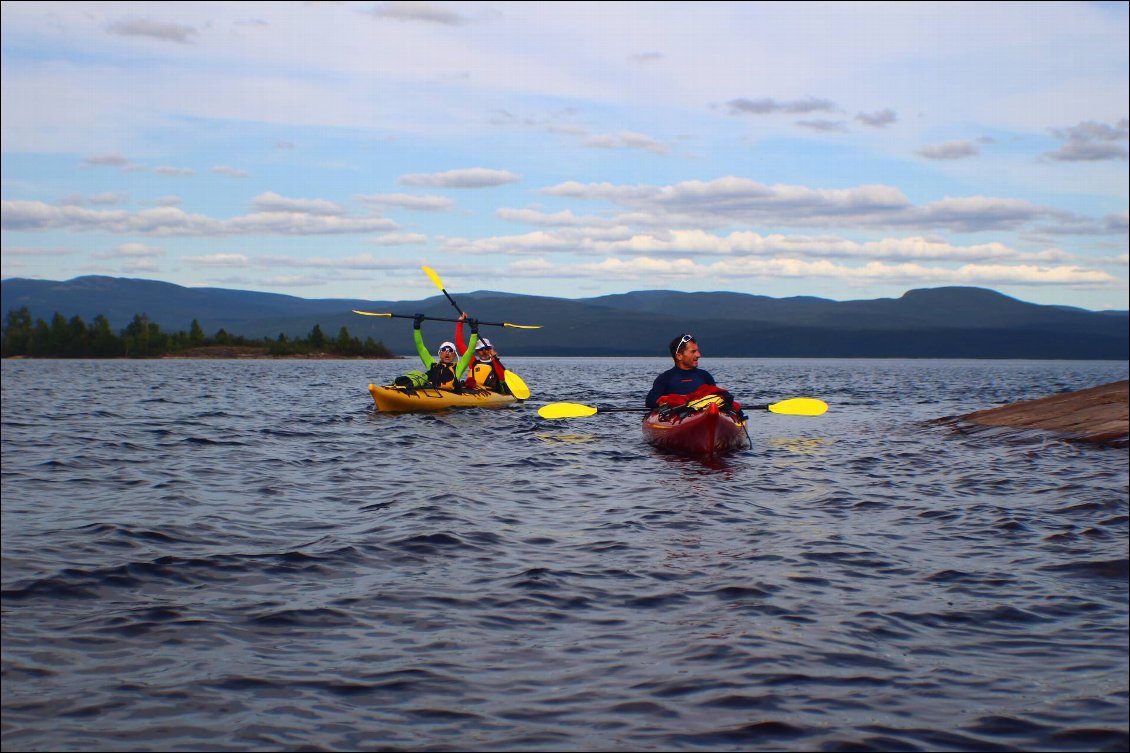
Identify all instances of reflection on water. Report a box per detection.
[534,431,601,444]
[763,436,832,455]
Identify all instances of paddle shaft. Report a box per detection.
[440,289,465,317]
[537,397,826,419]
[582,404,778,414]
[351,311,531,329]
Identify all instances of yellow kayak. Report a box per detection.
[368,384,520,413]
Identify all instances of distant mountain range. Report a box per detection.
[2,275,1127,359]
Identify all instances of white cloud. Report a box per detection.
[251,192,348,217]
[509,255,1120,289]
[121,258,161,272]
[856,109,897,128]
[540,177,1085,234]
[355,193,454,211]
[210,166,250,178]
[398,168,521,188]
[60,192,129,206]
[441,229,595,255]
[107,19,198,44]
[183,253,249,268]
[440,225,1077,266]
[262,253,410,270]
[1052,120,1129,142]
[582,131,670,155]
[1,245,78,257]
[367,2,471,26]
[726,97,838,116]
[82,154,145,172]
[1044,118,1129,161]
[258,275,331,288]
[366,233,429,246]
[1045,141,1128,162]
[1,200,398,236]
[796,119,849,133]
[917,141,980,160]
[96,242,163,259]
[496,207,622,228]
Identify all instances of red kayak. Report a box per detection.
[642,401,749,457]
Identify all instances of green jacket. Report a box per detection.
[413,326,477,384]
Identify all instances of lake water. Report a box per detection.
[2,357,1127,752]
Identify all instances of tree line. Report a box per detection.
[1,307,393,359]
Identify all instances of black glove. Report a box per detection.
[470,318,480,335]
[413,314,424,329]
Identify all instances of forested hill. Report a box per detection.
[2,276,1126,359]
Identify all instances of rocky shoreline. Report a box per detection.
[953,380,1129,447]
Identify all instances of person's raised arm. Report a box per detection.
[454,312,468,355]
[412,315,434,367]
[456,319,479,378]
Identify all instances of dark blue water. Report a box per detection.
[2,357,1127,752]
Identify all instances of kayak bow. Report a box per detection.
[642,401,750,457]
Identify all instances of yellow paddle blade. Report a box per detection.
[504,370,531,400]
[352,309,392,317]
[538,402,598,419]
[422,265,445,291]
[768,397,828,416]
[502,322,543,329]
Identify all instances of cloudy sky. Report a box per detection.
[2,1,1127,310]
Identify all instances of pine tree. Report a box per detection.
[1,307,32,357]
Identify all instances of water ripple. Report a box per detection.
[3,357,1127,751]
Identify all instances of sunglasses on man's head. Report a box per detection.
[675,334,693,354]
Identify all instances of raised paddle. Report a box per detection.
[423,265,465,317]
[420,266,541,328]
[538,397,828,420]
[421,265,533,398]
[350,310,539,329]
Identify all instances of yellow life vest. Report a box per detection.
[428,362,459,390]
[469,361,492,387]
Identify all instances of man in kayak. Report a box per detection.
[413,315,478,390]
[455,314,511,394]
[645,333,718,408]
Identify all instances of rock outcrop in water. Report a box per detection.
[957,380,1129,447]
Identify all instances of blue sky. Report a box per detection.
[2,1,1127,310]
